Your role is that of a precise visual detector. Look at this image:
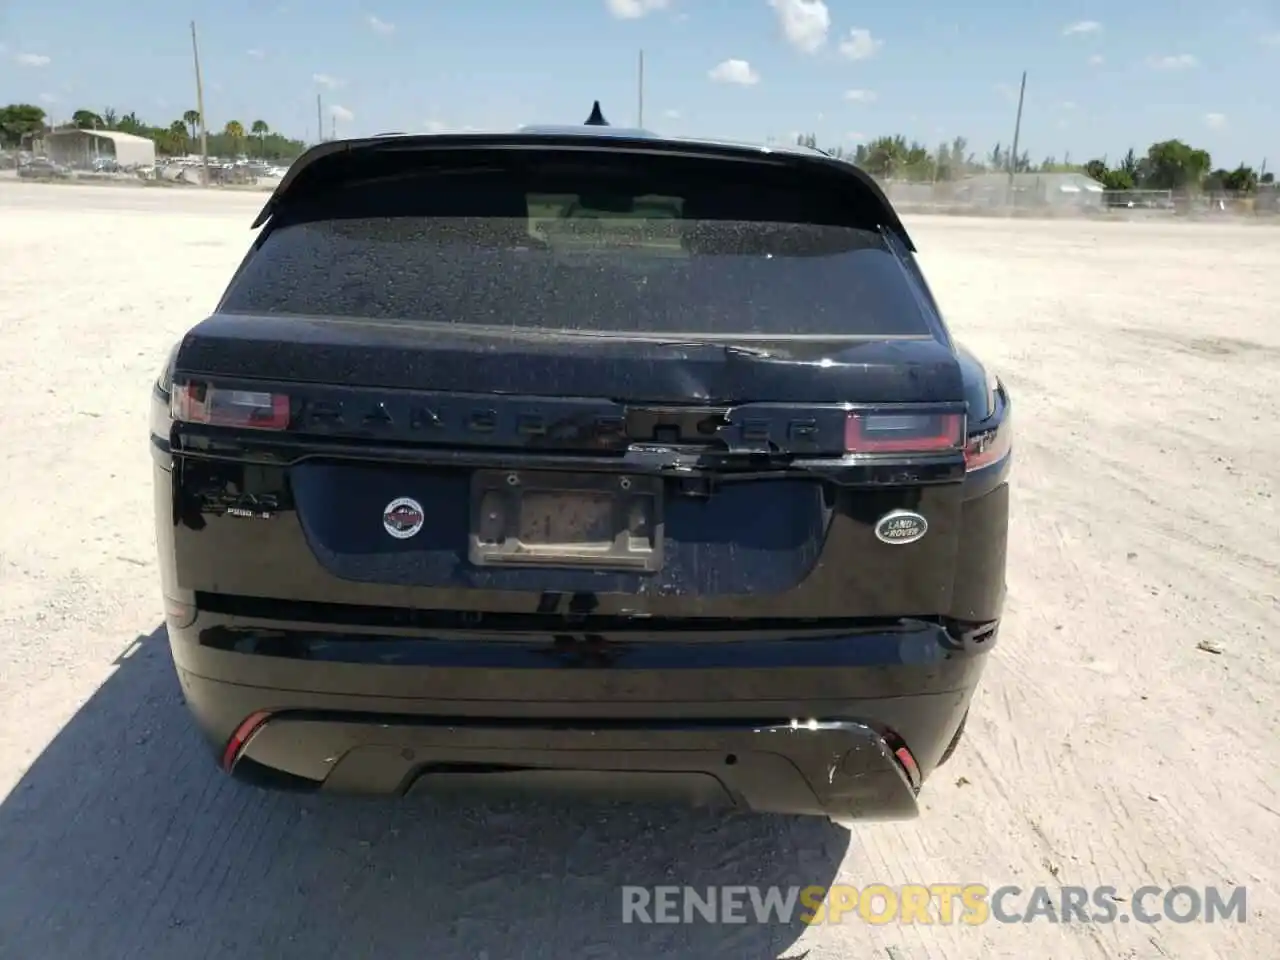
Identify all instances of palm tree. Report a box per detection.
[169,120,189,155]
[183,109,201,143]
[250,119,269,157]
[223,120,245,156]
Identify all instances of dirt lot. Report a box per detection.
[0,182,1275,960]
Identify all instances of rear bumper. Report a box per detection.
[168,613,995,819]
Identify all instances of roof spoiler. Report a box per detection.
[248,132,914,249]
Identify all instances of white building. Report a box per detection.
[42,129,157,169]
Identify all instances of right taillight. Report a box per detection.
[845,412,965,454]
[964,416,1012,472]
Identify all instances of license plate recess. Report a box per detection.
[468,469,664,572]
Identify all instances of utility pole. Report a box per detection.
[190,21,210,186]
[1007,70,1027,197]
[316,93,323,144]
[637,50,645,127]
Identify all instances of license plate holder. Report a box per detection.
[469,470,664,572]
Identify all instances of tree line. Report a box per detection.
[0,103,307,161]
[798,133,1272,193]
[3,101,1270,191]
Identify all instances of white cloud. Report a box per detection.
[844,131,866,143]
[1204,112,1227,129]
[838,28,883,60]
[995,83,1018,103]
[424,120,485,133]
[708,58,760,85]
[605,0,669,19]
[1062,20,1101,35]
[663,108,682,119]
[843,88,877,103]
[367,14,395,35]
[767,0,830,54]
[15,52,51,67]
[423,120,484,133]
[1088,54,1104,65]
[247,48,265,59]
[330,104,355,122]
[1260,32,1280,46]
[1060,100,1077,110]
[1146,53,1197,69]
[313,73,345,88]
[38,92,58,104]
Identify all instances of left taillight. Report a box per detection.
[170,383,292,431]
[845,411,965,455]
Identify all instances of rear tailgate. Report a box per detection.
[163,136,976,621]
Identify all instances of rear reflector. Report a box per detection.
[845,412,964,454]
[222,710,274,771]
[172,383,291,431]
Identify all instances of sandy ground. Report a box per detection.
[0,182,1275,960]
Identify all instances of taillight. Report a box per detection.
[845,412,965,454]
[171,383,291,431]
[964,417,1012,472]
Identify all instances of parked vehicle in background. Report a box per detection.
[17,157,72,179]
[150,102,1012,822]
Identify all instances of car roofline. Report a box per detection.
[252,130,913,249]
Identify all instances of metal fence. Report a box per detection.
[874,179,1279,219]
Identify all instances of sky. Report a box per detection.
[1,0,1277,169]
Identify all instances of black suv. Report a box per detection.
[150,104,1011,820]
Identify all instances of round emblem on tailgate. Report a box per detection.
[382,497,425,539]
[874,509,928,545]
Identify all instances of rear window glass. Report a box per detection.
[221,176,930,337]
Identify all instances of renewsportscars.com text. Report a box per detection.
[620,884,1248,926]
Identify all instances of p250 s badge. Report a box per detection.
[874,509,928,545]
[383,497,425,539]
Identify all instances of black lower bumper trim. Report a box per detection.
[235,715,920,820]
